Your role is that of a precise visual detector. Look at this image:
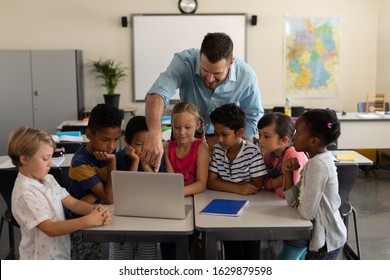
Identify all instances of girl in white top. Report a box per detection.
[283,109,347,260]
[8,127,112,260]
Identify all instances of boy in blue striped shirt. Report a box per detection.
[208,103,267,259]
[68,103,122,259]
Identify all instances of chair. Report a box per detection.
[291,106,305,117]
[0,167,63,259]
[326,142,338,151]
[0,168,19,259]
[119,109,125,121]
[272,106,305,117]
[357,101,389,113]
[336,163,362,259]
[376,149,390,171]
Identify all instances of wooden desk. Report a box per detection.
[194,190,313,259]
[338,112,390,149]
[80,197,194,260]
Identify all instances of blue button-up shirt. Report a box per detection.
[147,48,263,138]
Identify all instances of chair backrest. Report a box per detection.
[336,163,359,204]
[272,106,305,117]
[55,142,83,153]
[0,167,64,221]
[0,168,19,220]
[292,106,305,117]
[61,125,86,134]
[49,167,64,188]
[327,142,338,151]
[272,106,285,113]
[119,109,125,120]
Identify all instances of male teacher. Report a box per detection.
[141,32,263,171]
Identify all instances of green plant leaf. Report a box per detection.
[87,58,127,95]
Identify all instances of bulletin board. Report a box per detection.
[131,14,247,101]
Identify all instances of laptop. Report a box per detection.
[111,171,186,219]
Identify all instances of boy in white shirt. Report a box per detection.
[208,103,267,259]
[8,126,112,259]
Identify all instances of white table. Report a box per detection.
[56,120,88,131]
[57,120,126,131]
[2,150,372,260]
[56,120,124,149]
[338,112,390,149]
[0,154,74,189]
[332,150,373,166]
[80,197,194,260]
[3,151,370,168]
[0,154,73,169]
[194,190,313,259]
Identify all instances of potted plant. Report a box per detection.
[88,58,127,108]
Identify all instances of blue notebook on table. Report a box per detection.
[200,199,249,217]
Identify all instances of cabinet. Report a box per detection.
[0,50,84,154]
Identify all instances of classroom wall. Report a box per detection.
[0,0,385,114]
[376,0,390,94]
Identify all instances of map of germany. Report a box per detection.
[284,17,341,97]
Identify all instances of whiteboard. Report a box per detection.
[131,14,247,101]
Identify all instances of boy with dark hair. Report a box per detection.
[117,115,166,173]
[208,103,267,260]
[109,115,168,260]
[68,103,122,259]
[68,103,122,205]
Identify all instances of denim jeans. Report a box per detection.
[305,243,343,260]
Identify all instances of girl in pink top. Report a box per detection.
[257,112,308,198]
[164,102,209,196]
[162,102,209,259]
[257,112,308,260]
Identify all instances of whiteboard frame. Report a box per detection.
[131,13,247,102]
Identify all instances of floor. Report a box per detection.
[343,167,390,259]
[1,169,389,260]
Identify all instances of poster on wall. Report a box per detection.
[283,16,341,98]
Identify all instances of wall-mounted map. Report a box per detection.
[284,17,341,98]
